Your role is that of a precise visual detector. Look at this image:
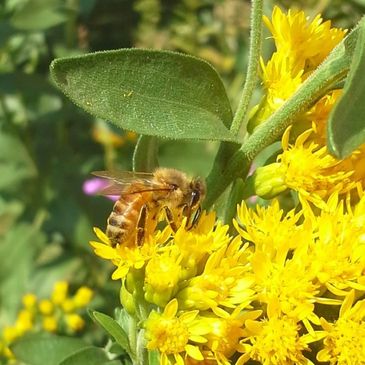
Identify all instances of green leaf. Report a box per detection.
[0,133,37,192]
[58,346,109,365]
[11,334,88,365]
[328,17,365,158]
[0,223,45,322]
[91,311,132,356]
[10,0,67,30]
[133,135,159,172]
[50,49,236,141]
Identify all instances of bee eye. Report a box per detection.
[171,183,179,190]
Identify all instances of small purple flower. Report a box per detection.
[83,178,119,201]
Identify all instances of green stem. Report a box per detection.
[240,40,353,162]
[128,315,138,363]
[65,0,78,48]
[230,0,263,136]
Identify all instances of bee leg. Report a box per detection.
[165,206,178,232]
[187,206,202,230]
[136,204,148,246]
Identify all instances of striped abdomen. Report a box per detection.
[106,192,149,247]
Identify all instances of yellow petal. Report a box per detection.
[93,227,110,244]
[185,344,203,361]
[111,265,129,280]
[164,299,178,318]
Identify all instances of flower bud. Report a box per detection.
[247,163,287,199]
[144,255,181,307]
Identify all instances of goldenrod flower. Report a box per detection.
[144,247,182,307]
[173,212,230,279]
[42,316,58,332]
[203,306,261,365]
[277,128,355,204]
[61,298,75,313]
[22,293,37,309]
[73,286,94,308]
[177,237,255,311]
[144,299,210,365]
[264,6,346,71]
[2,326,19,344]
[51,281,69,305]
[14,310,34,334]
[253,6,345,130]
[90,226,170,280]
[39,299,54,315]
[261,51,303,113]
[317,290,365,364]
[235,199,321,321]
[302,193,365,295]
[240,313,314,365]
[234,199,304,254]
[65,314,85,332]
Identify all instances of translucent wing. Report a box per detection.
[92,170,155,183]
[91,170,173,196]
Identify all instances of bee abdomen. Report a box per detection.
[106,197,145,246]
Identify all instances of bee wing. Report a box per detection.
[91,170,172,196]
[92,170,155,182]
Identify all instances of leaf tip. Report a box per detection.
[49,58,68,88]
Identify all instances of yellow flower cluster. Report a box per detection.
[250,7,365,204]
[0,281,93,360]
[92,212,260,365]
[91,190,365,364]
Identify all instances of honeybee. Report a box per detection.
[92,168,206,247]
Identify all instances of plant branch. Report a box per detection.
[230,0,263,136]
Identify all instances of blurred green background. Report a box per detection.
[0,0,364,346]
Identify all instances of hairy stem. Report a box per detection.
[230,0,263,136]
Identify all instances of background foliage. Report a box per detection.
[1,0,365,364]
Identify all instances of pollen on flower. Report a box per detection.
[146,313,189,354]
[242,315,310,365]
[318,291,365,364]
[263,6,346,70]
[177,237,255,311]
[277,128,355,204]
[144,299,208,364]
[90,225,169,280]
